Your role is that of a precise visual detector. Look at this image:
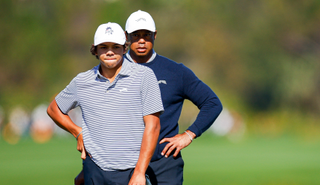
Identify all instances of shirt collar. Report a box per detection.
[118,58,132,76]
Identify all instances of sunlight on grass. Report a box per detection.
[0,133,319,185]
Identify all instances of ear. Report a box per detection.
[154,30,157,40]
[125,31,130,41]
[90,44,98,58]
[123,44,128,54]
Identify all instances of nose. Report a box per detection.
[106,49,114,56]
[138,37,146,44]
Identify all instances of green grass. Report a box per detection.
[183,134,320,185]
[0,133,320,185]
[0,137,82,185]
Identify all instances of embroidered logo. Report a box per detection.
[158,80,167,85]
[105,27,113,35]
[135,18,146,22]
[119,88,128,92]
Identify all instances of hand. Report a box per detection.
[128,172,146,185]
[74,170,84,185]
[76,132,87,160]
[159,131,195,158]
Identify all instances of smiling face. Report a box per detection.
[127,30,157,63]
[95,42,126,70]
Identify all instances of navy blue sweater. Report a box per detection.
[127,54,222,161]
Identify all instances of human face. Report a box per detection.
[96,42,126,70]
[128,30,156,63]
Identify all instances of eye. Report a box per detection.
[143,33,152,39]
[132,34,139,38]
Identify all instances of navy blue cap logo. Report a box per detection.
[105,27,113,35]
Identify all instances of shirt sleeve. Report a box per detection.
[55,77,80,114]
[182,65,223,137]
[141,68,164,116]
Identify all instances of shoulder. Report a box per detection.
[155,54,193,73]
[155,54,178,65]
[73,65,98,82]
[127,59,154,74]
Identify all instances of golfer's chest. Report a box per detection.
[78,82,141,105]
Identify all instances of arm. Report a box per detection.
[161,66,223,157]
[129,112,161,185]
[47,99,86,159]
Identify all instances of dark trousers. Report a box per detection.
[147,153,184,185]
[83,157,134,185]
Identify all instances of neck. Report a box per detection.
[99,60,123,83]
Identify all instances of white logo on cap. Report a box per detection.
[105,27,113,35]
[136,18,146,22]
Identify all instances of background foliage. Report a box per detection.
[0,1,319,137]
[1,0,320,184]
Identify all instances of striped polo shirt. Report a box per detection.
[55,58,164,171]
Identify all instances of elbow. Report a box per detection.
[212,96,223,115]
[47,104,53,118]
[218,102,223,114]
[47,99,58,119]
[209,97,223,115]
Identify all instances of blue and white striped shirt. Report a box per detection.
[55,58,164,171]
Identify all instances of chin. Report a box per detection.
[136,52,147,56]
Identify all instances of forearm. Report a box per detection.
[47,99,82,138]
[188,96,223,137]
[134,113,161,174]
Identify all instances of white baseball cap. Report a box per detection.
[94,22,126,46]
[125,10,156,34]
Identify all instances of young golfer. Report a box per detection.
[47,22,163,185]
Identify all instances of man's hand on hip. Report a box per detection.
[159,130,196,158]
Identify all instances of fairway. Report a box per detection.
[183,134,320,185]
[1,133,320,185]
[0,137,82,185]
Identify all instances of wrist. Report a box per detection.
[76,130,82,140]
[185,130,196,141]
[133,163,148,176]
[132,169,145,177]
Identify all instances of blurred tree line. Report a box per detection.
[0,0,319,124]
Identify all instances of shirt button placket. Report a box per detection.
[106,82,111,95]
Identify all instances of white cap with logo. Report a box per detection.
[94,22,126,46]
[125,10,156,34]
